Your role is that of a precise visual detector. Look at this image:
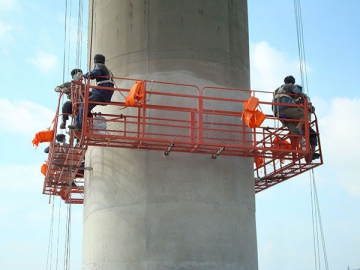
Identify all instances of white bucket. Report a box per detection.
[93,114,106,134]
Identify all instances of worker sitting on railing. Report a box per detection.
[55,68,83,129]
[272,76,320,161]
[68,54,114,132]
[272,75,307,136]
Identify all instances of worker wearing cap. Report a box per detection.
[68,54,114,131]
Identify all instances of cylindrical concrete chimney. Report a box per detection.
[83,1,258,269]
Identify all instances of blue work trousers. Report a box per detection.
[75,93,105,127]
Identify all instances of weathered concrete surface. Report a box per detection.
[83,1,257,269]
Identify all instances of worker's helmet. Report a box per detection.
[94,54,105,64]
[56,134,66,142]
[284,75,295,84]
[70,68,82,76]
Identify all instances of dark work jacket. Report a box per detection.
[272,83,305,116]
[84,64,114,102]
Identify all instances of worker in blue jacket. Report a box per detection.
[68,54,114,131]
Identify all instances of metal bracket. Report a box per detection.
[163,143,175,156]
[211,147,225,159]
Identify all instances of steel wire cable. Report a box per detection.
[293,1,329,268]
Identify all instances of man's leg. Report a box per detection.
[86,94,103,117]
[74,104,83,128]
[279,107,305,133]
[70,94,103,130]
[309,127,321,160]
[285,121,298,135]
[60,101,72,129]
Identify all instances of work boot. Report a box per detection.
[68,124,82,131]
[293,127,305,135]
[59,121,66,129]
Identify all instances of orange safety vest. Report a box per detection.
[125,80,145,106]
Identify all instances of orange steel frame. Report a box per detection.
[42,77,323,204]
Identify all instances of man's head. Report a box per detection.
[94,54,105,64]
[284,75,295,84]
[71,68,83,80]
[71,68,82,76]
[56,134,66,143]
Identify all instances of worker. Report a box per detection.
[272,75,306,135]
[68,54,114,131]
[272,76,320,161]
[55,68,83,129]
[44,134,67,153]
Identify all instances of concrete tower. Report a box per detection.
[83,1,258,269]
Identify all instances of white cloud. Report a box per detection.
[315,96,360,196]
[26,52,58,73]
[0,20,12,38]
[0,98,54,136]
[0,20,16,50]
[0,164,41,188]
[0,0,21,11]
[250,41,305,90]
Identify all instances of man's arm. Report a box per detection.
[84,65,103,79]
[54,82,71,93]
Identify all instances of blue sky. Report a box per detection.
[0,0,359,269]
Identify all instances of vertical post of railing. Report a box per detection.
[123,115,127,137]
[137,107,141,139]
[141,81,146,140]
[81,79,90,135]
[303,98,309,153]
[312,114,322,163]
[242,90,252,148]
[198,90,203,144]
[190,111,195,143]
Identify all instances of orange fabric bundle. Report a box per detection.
[32,129,54,147]
[41,162,47,176]
[242,97,266,128]
[125,80,145,106]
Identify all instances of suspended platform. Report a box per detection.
[38,77,323,204]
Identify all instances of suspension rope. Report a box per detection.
[46,196,55,270]
[62,0,68,83]
[63,204,72,270]
[76,0,84,68]
[47,0,84,268]
[55,198,62,270]
[63,1,84,268]
[310,171,320,270]
[293,0,309,95]
[89,0,95,69]
[59,0,70,127]
[310,169,329,270]
[293,1,329,269]
[66,0,72,75]
[46,0,71,267]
